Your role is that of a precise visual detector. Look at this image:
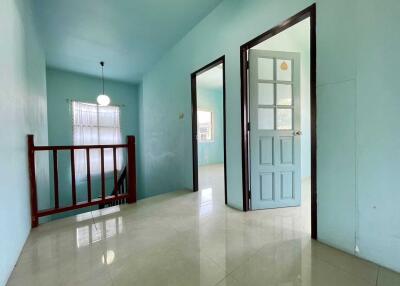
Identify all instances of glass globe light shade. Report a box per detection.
[97,94,110,106]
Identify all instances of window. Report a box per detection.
[72,101,122,180]
[197,110,213,142]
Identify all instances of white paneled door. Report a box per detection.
[249,50,301,210]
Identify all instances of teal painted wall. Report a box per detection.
[355,0,400,272]
[137,83,145,199]
[33,0,224,83]
[0,0,49,285]
[139,0,400,272]
[46,68,139,218]
[197,88,224,166]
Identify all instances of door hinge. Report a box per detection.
[246,61,249,69]
[247,122,251,131]
[248,189,251,198]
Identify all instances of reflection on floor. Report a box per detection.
[7,165,400,285]
[198,164,225,205]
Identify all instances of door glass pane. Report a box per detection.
[277,108,292,130]
[276,84,292,105]
[258,58,274,80]
[258,83,274,105]
[277,59,292,81]
[258,108,274,130]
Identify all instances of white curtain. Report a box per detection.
[72,101,122,180]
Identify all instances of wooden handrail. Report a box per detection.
[27,135,137,227]
[38,194,130,217]
[127,136,136,204]
[100,166,128,209]
[27,136,38,227]
[33,143,128,151]
[117,167,127,188]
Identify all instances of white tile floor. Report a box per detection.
[7,164,400,286]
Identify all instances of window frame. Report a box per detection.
[71,101,123,180]
[197,109,214,143]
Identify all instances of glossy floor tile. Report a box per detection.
[7,164,400,285]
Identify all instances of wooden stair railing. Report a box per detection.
[99,166,127,208]
[27,135,137,227]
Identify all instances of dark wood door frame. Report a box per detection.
[191,56,228,204]
[240,4,317,239]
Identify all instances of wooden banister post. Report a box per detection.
[27,135,39,228]
[127,136,136,204]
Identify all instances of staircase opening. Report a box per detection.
[27,134,137,227]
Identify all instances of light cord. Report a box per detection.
[101,61,105,94]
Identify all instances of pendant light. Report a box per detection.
[97,61,111,106]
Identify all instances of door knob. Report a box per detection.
[294,130,302,136]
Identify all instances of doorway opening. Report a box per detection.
[240,5,317,238]
[191,56,227,204]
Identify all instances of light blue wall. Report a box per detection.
[197,88,224,166]
[137,83,145,199]
[46,68,139,218]
[355,0,400,272]
[33,0,224,83]
[139,0,400,273]
[0,0,49,285]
